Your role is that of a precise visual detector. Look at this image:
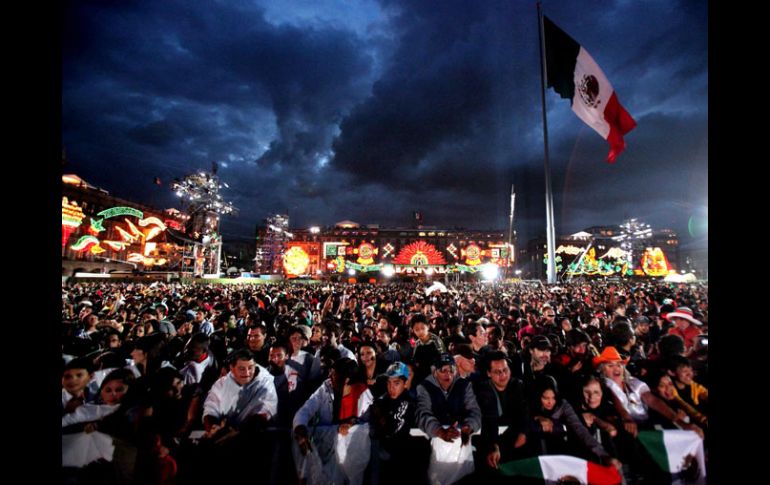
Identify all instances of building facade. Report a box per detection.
[271,220,516,279]
[62,175,188,276]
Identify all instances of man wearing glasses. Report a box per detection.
[473,351,529,477]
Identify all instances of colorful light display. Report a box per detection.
[556,245,585,255]
[283,246,310,276]
[446,243,458,259]
[462,244,482,266]
[393,241,447,265]
[565,248,618,276]
[138,217,167,230]
[61,197,85,248]
[97,206,144,220]
[641,247,674,276]
[355,242,377,265]
[382,242,395,258]
[70,235,101,252]
[66,204,169,266]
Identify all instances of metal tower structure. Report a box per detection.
[255,214,292,274]
[613,218,652,274]
[170,164,237,276]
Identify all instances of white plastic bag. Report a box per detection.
[428,435,474,485]
[336,424,371,485]
[62,431,115,467]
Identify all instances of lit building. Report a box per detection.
[277,220,514,279]
[62,174,188,276]
[524,223,680,279]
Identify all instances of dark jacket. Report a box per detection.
[474,377,529,454]
[371,391,416,453]
[415,375,481,437]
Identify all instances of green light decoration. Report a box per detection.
[346,262,383,273]
[543,255,563,272]
[96,206,144,220]
[70,235,100,251]
[89,218,105,233]
[449,264,481,273]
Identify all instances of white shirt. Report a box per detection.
[203,364,278,426]
[604,375,650,422]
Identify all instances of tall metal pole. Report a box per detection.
[537,1,557,284]
[507,184,516,276]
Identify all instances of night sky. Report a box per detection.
[62,0,708,248]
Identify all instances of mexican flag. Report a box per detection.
[543,15,636,163]
[637,430,706,483]
[499,455,622,484]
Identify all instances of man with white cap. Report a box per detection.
[665,307,702,354]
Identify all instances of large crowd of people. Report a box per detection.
[61,279,708,484]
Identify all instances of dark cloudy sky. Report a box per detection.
[62,0,708,247]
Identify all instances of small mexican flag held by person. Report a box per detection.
[499,455,622,484]
[637,430,706,484]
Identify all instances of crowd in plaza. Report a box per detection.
[61,278,708,484]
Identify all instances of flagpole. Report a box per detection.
[507,184,515,277]
[537,1,557,284]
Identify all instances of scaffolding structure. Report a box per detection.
[255,214,292,274]
[170,165,236,277]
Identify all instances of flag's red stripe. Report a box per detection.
[603,92,637,163]
[586,462,623,485]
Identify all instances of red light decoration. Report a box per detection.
[393,241,447,265]
[62,197,85,248]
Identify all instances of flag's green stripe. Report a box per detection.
[544,16,580,101]
[637,430,671,472]
[499,457,544,479]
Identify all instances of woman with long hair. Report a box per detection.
[529,375,621,470]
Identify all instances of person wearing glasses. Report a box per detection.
[473,351,529,480]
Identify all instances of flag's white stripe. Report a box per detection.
[571,47,615,140]
[538,455,589,484]
[662,430,707,477]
